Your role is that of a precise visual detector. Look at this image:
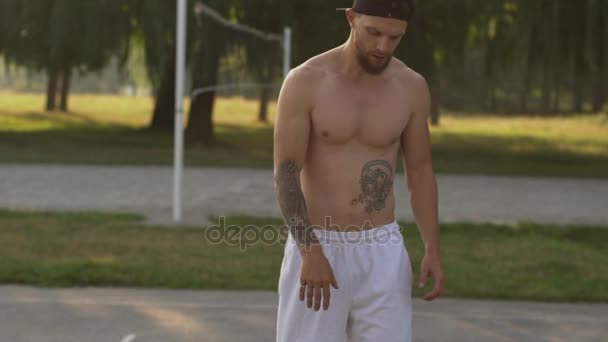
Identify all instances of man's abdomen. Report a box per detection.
[301,143,400,231]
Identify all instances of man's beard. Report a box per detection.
[355,46,392,75]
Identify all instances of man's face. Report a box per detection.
[350,12,407,74]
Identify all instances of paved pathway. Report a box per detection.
[1,286,606,342]
[1,164,606,225]
[1,166,607,341]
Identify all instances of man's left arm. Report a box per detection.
[400,74,445,301]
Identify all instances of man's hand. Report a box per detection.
[418,252,444,301]
[299,244,339,311]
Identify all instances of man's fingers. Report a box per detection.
[423,287,441,301]
[299,282,306,301]
[423,279,443,301]
[322,284,331,311]
[307,285,314,308]
[419,267,429,288]
[330,272,339,289]
[314,284,322,311]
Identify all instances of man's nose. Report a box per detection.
[376,37,393,54]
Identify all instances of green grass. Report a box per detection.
[0,209,606,302]
[0,91,275,168]
[1,91,607,177]
[431,114,608,177]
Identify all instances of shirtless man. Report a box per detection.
[273,1,444,341]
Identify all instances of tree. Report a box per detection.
[1,1,55,109]
[572,0,591,113]
[398,0,443,124]
[234,0,286,122]
[592,0,607,113]
[185,4,224,146]
[0,0,7,54]
[0,0,132,111]
[133,0,178,131]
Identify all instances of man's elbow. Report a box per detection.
[406,161,436,189]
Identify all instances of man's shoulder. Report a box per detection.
[281,53,334,101]
[279,54,333,112]
[286,63,326,85]
[391,59,427,88]
[287,50,337,83]
[390,60,430,117]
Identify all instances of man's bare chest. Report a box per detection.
[310,82,412,147]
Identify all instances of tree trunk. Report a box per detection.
[540,50,553,114]
[258,62,272,123]
[552,84,561,113]
[186,90,216,146]
[483,38,496,112]
[520,37,535,113]
[46,69,59,111]
[186,46,221,146]
[541,0,560,115]
[592,63,606,113]
[573,0,589,113]
[149,55,176,131]
[540,84,551,115]
[258,86,270,122]
[483,13,499,112]
[4,64,11,84]
[520,2,543,114]
[592,0,606,112]
[430,92,440,126]
[59,67,72,112]
[573,69,585,113]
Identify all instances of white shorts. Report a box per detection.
[276,221,413,342]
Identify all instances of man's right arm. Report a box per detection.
[273,68,320,253]
[274,67,340,312]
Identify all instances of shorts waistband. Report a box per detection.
[311,221,401,245]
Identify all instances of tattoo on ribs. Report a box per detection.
[351,160,394,213]
[275,160,318,246]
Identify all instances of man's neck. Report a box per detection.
[338,39,382,82]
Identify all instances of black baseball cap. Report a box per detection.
[337,0,416,22]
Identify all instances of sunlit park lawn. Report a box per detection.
[1,91,607,177]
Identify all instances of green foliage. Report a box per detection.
[282,0,607,114]
[0,0,54,70]
[132,0,177,90]
[0,0,132,73]
[1,0,605,114]
[232,0,286,81]
[1,210,607,302]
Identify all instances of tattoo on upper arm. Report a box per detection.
[275,160,319,247]
[351,160,394,213]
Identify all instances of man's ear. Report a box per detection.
[345,8,357,28]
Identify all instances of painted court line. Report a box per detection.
[121,334,136,342]
[0,296,603,324]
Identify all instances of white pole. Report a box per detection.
[283,27,292,78]
[174,0,187,223]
